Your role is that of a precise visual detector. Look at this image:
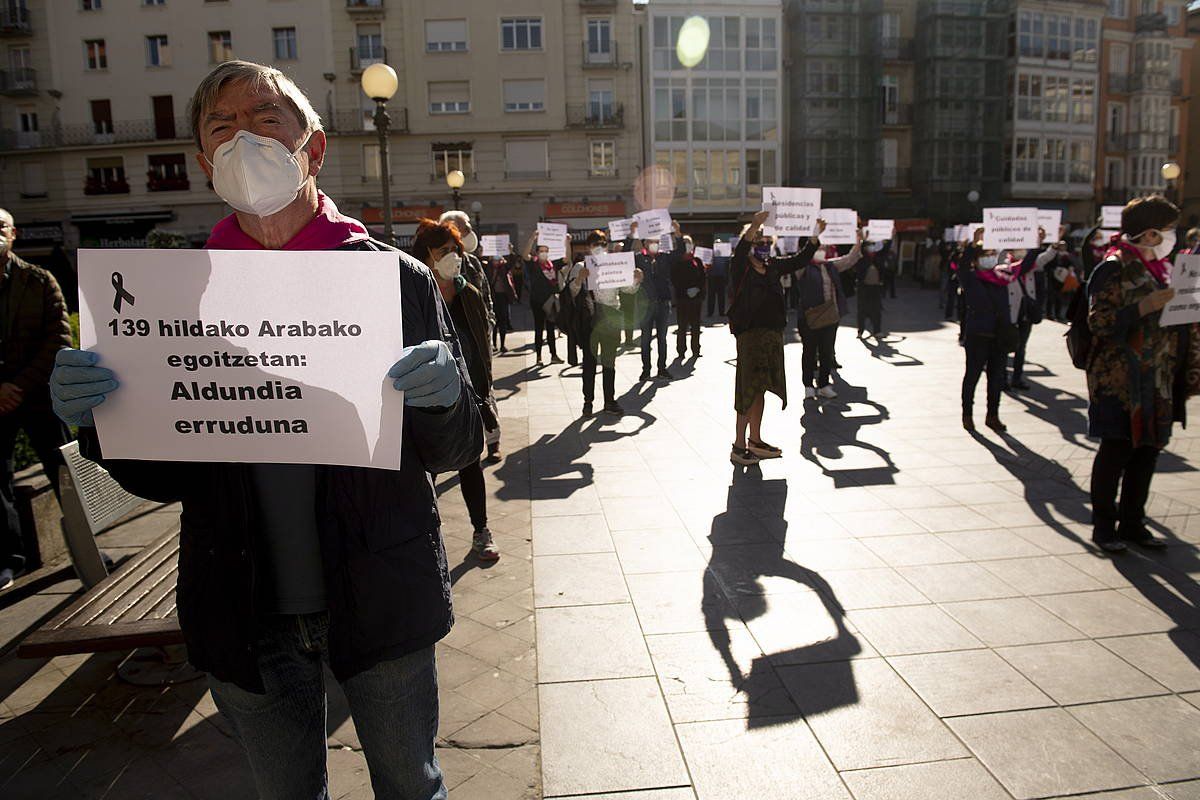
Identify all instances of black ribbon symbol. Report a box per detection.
[111,272,135,314]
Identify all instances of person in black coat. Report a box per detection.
[631,218,684,381]
[959,235,1015,434]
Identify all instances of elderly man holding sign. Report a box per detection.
[48,61,482,799]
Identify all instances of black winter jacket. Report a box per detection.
[80,239,483,693]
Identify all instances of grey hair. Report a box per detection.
[188,60,323,149]
[0,208,12,226]
[438,210,472,229]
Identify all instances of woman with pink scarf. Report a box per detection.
[958,228,1020,433]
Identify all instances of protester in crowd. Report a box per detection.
[797,234,863,398]
[1008,230,1052,391]
[1082,222,1107,278]
[487,255,517,353]
[521,230,564,365]
[882,243,898,299]
[1057,257,1083,320]
[855,240,888,339]
[727,211,825,466]
[1086,195,1199,553]
[1184,227,1200,255]
[565,230,643,417]
[940,239,959,320]
[632,219,684,381]
[959,230,1016,433]
[47,61,482,799]
[413,219,502,558]
[0,208,73,591]
[707,242,729,318]
[672,234,706,358]
[439,210,493,334]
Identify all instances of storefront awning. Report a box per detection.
[70,210,175,225]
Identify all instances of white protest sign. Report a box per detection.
[714,242,733,258]
[776,237,800,254]
[867,219,896,242]
[480,234,510,258]
[537,222,569,262]
[695,246,714,265]
[943,227,955,242]
[659,234,675,252]
[762,187,822,237]
[78,249,406,469]
[983,208,1039,250]
[586,252,636,291]
[632,208,673,240]
[819,209,859,246]
[608,218,633,240]
[1161,254,1200,327]
[1037,210,1062,239]
[1102,205,1124,229]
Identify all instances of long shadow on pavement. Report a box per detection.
[799,381,897,489]
[702,473,860,729]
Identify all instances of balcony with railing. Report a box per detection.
[582,41,618,68]
[327,107,408,134]
[880,37,914,61]
[0,67,35,95]
[566,103,624,129]
[346,0,383,11]
[1135,12,1167,34]
[1131,71,1172,93]
[146,172,190,192]
[84,176,130,196]
[0,115,190,151]
[350,46,388,72]
[882,104,913,127]
[881,168,912,190]
[0,4,31,35]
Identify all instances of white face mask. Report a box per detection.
[461,231,478,253]
[1152,229,1176,261]
[685,243,695,254]
[433,252,462,280]
[979,255,999,270]
[647,243,660,255]
[206,130,309,217]
[538,251,550,263]
[590,246,606,256]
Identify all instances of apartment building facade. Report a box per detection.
[1098,0,1192,210]
[1002,0,1105,222]
[322,0,646,247]
[0,0,646,259]
[644,0,784,239]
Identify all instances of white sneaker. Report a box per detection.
[817,385,838,399]
[804,386,817,399]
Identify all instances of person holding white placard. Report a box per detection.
[486,255,517,354]
[1085,195,1200,552]
[47,61,482,800]
[796,232,863,399]
[727,211,825,466]
[520,230,564,364]
[958,229,1018,433]
[565,230,643,416]
[672,235,707,358]
[632,218,684,381]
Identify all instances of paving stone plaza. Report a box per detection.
[2,289,1200,799]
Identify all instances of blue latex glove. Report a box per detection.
[50,349,119,427]
[686,287,700,299]
[388,340,462,408]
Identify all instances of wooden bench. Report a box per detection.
[17,443,190,682]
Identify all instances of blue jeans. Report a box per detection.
[208,613,446,800]
[641,300,672,372]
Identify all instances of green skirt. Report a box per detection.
[735,328,786,414]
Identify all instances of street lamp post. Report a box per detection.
[470,200,483,230]
[360,63,399,245]
[1162,161,1182,206]
[446,169,465,211]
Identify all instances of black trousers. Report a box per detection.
[1091,438,1159,540]
[962,334,1005,416]
[582,313,619,406]
[800,323,838,388]
[1,409,71,570]
[857,285,883,335]
[492,294,512,348]
[531,303,557,360]
[1011,318,1033,381]
[883,269,897,299]
[676,298,702,356]
[944,278,958,320]
[707,276,727,316]
[458,461,488,532]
